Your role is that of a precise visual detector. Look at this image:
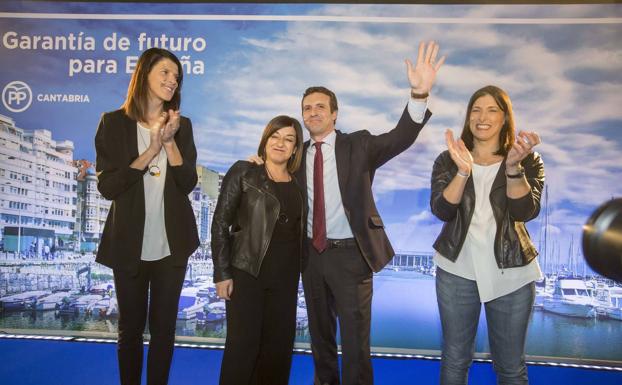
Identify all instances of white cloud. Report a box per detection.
[386,210,443,252]
[193,4,622,255]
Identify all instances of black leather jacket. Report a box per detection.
[211,161,304,283]
[430,150,545,269]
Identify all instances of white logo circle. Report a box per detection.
[2,81,33,113]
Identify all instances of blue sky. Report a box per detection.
[1,2,621,265]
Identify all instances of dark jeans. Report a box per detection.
[114,257,187,385]
[302,242,374,385]
[436,267,535,385]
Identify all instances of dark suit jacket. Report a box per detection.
[94,109,199,274]
[296,105,432,272]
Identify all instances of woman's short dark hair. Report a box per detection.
[121,48,183,122]
[460,85,515,156]
[257,115,304,174]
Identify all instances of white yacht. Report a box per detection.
[203,301,226,323]
[73,294,104,314]
[296,306,308,330]
[543,278,596,318]
[0,290,51,312]
[87,296,118,318]
[34,291,75,311]
[177,287,205,320]
[595,286,622,321]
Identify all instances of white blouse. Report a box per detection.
[136,123,170,261]
[434,162,542,302]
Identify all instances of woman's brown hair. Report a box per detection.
[257,115,304,173]
[121,48,183,122]
[460,85,515,156]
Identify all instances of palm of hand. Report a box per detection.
[149,121,164,147]
[161,125,176,143]
[445,129,472,173]
[506,147,522,168]
[409,64,436,93]
[162,111,180,143]
[452,147,473,171]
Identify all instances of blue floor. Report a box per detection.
[0,338,620,385]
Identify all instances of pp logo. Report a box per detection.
[2,81,33,113]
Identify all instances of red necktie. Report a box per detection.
[312,142,327,253]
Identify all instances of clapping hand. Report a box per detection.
[506,131,541,170]
[149,111,168,153]
[161,109,180,144]
[445,129,473,176]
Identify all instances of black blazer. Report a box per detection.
[296,105,432,272]
[94,109,199,274]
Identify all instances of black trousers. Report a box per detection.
[113,256,187,385]
[302,242,374,385]
[219,263,299,385]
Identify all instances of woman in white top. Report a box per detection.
[95,48,199,385]
[430,85,545,385]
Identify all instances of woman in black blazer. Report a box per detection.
[95,48,199,385]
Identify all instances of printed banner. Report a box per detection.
[1,1,621,363]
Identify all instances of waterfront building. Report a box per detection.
[189,186,208,244]
[193,165,222,251]
[387,251,435,272]
[196,165,221,200]
[74,163,110,253]
[0,114,77,256]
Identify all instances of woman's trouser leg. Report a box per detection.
[145,257,187,385]
[436,268,482,385]
[256,280,299,384]
[219,269,264,385]
[114,266,150,385]
[484,282,535,385]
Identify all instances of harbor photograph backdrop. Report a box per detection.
[1,1,621,365]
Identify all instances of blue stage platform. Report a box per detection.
[1,336,620,385]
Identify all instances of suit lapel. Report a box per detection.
[334,131,349,197]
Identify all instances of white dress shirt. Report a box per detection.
[306,98,428,238]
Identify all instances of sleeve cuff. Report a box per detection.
[407,97,428,123]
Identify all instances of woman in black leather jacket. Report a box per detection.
[430,85,545,385]
[211,115,305,385]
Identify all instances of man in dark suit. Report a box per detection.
[297,41,445,385]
